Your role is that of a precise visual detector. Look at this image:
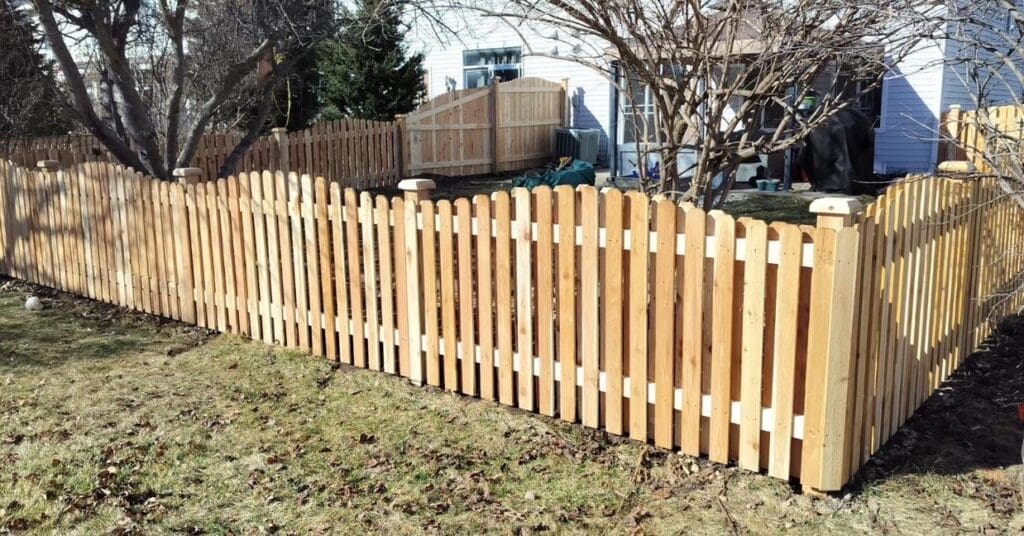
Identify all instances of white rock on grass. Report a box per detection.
[25,296,43,311]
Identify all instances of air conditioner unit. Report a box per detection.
[555,128,601,164]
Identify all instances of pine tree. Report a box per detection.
[319,0,425,121]
[0,3,73,139]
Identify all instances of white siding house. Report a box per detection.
[875,11,1023,174]
[410,9,1021,176]
[408,16,614,164]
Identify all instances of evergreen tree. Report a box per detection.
[0,3,73,140]
[319,0,425,121]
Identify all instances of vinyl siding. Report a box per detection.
[940,10,1023,112]
[874,40,948,174]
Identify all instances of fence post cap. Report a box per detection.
[809,196,862,216]
[172,167,203,184]
[270,127,288,134]
[36,160,60,171]
[398,178,436,192]
[810,196,862,229]
[937,160,976,174]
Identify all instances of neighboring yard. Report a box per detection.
[1,279,1021,534]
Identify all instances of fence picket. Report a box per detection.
[495,191,515,405]
[421,200,440,385]
[475,195,496,401]
[457,198,477,395]
[438,200,458,389]
[556,186,577,423]
[602,189,625,434]
[625,192,650,441]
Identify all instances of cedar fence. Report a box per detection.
[940,103,1024,173]
[398,77,568,176]
[1,158,1019,493]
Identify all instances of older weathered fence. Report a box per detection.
[6,119,402,189]
[1,158,1020,493]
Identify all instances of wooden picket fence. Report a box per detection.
[1,158,1020,493]
[939,103,1024,173]
[841,175,1024,486]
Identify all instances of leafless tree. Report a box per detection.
[941,0,1024,198]
[30,0,335,179]
[432,0,943,206]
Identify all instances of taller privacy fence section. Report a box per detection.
[398,77,568,176]
[1,160,1020,494]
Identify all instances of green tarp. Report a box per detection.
[512,160,596,190]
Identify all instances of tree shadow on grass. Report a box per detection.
[0,276,212,370]
[848,315,1024,504]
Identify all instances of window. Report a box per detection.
[621,79,656,144]
[463,47,522,89]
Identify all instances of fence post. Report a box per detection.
[398,178,435,204]
[942,104,962,162]
[272,128,290,176]
[173,167,201,324]
[491,79,501,174]
[394,115,407,179]
[802,196,863,494]
[561,77,571,127]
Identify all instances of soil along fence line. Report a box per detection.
[1,160,1021,493]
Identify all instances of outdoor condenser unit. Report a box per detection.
[555,128,601,164]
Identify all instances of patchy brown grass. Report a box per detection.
[1,278,1021,534]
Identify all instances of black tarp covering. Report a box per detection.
[796,108,875,194]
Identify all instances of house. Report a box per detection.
[408,8,1020,178]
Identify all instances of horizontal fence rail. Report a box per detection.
[1,159,1021,493]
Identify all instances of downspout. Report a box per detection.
[610,61,620,177]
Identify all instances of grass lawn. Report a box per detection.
[1,278,1021,534]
